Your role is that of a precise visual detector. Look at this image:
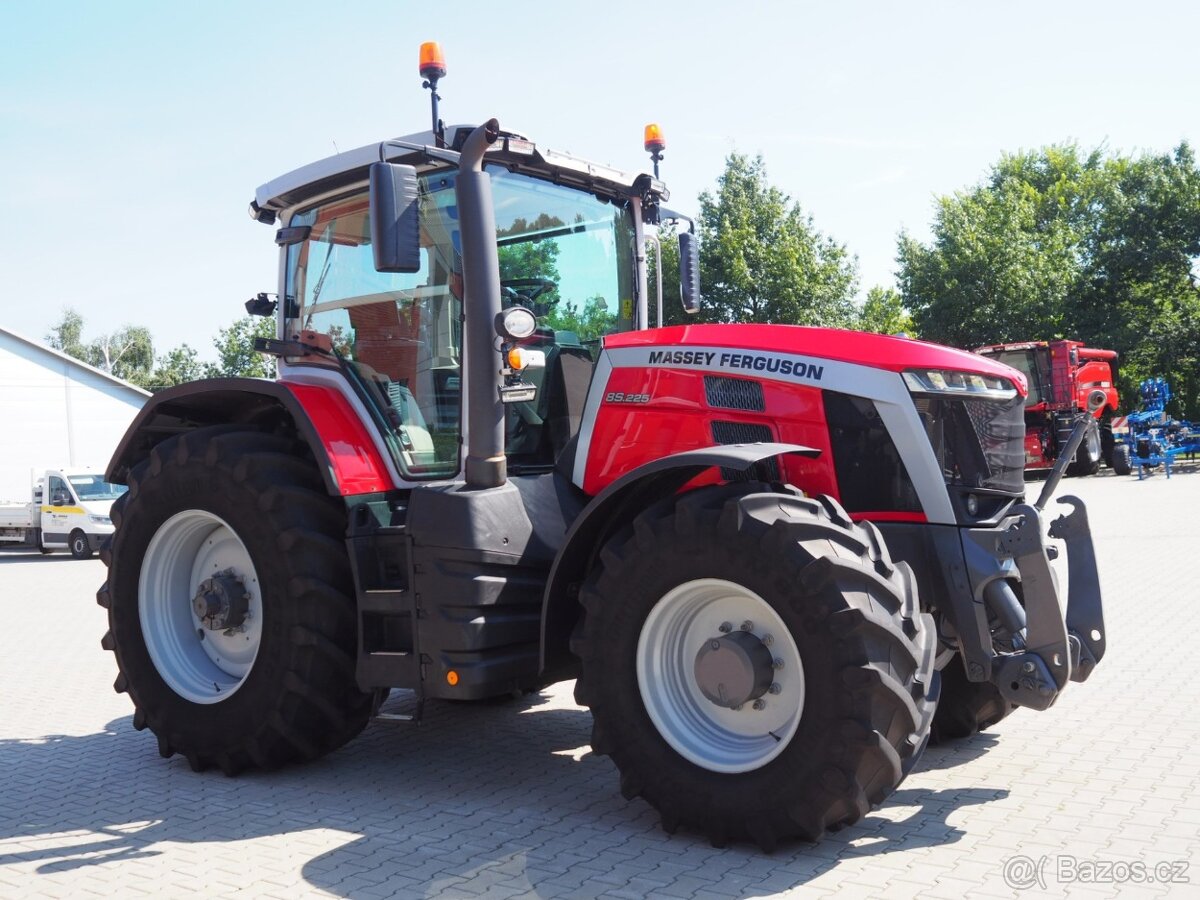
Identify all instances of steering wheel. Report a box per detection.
[501,278,556,306]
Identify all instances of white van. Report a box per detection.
[0,468,127,558]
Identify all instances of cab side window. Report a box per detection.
[48,476,72,506]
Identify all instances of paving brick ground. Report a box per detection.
[1,466,1198,898]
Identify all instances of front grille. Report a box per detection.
[711,420,779,482]
[705,376,765,412]
[912,394,1025,494]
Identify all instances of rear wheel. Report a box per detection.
[571,484,937,849]
[930,655,1015,744]
[97,427,375,773]
[1112,443,1133,476]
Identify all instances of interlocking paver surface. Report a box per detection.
[2,467,1198,898]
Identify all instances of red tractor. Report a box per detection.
[97,52,1106,849]
[975,340,1120,476]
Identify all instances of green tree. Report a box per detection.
[544,295,617,343]
[46,308,87,359]
[206,317,276,379]
[497,214,564,309]
[90,325,155,386]
[897,142,1200,417]
[45,308,155,387]
[853,286,915,336]
[149,344,205,392]
[697,153,858,327]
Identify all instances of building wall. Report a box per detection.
[0,331,147,501]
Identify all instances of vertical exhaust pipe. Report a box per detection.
[456,120,506,489]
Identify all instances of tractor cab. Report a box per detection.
[249,123,692,483]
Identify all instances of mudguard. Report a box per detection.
[105,378,392,496]
[539,441,819,679]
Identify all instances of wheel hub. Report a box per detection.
[693,630,775,709]
[192,570,250,631]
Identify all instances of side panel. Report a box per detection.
[575,344,956,524]
[580,365,838,498]
[281,383,391,494]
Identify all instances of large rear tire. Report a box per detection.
[97,427,375,773]
[571,484,937,849]
[930,655,1015,744]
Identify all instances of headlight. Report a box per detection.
[494,306,537,340]
[903,368,1017,401]
[89,515,112,526]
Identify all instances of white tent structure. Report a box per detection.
[0,326,150,501]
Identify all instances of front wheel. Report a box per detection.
[1112,443,1133,476]
[1068,418,1102,476]
[98,427,376,773]
[930,655,1015,744]
[70,529,93,560]
[571,485,937,849]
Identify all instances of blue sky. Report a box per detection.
[1,1,1196,360]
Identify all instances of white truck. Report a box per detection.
[0,468,127,558]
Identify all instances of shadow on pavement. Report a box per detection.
[0,692,1008,898]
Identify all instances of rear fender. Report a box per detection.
[539,442,818,679]
[106,378,391,496]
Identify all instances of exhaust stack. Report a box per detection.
[456,120,506,489]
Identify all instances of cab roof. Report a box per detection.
[252,124,666,221]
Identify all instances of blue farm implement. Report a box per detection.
[1110,379,1200,478]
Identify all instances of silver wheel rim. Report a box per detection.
[139,510,263,704]
[636,578,805,774]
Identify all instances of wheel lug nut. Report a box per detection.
[740,620,754,632]
[732,703,743,711]
[769,683,781,695]
[709,640,721,651]
[718,622,732,634]
[762,633,773,646]
[753,699,766,711]
[773,657,784,669]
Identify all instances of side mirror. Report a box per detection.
[678,231,701,315]
[369,162,422,273]
[51,491,68,507]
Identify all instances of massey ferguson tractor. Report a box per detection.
[97,46,1107,849]
[975,340,1120,476]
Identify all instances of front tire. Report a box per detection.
[1068,418,1102,476]
[572,485,937,849]
[930,655,1015,744]
[97,427,375,773]
[70,529,93,560]
[1112,443,1133,476]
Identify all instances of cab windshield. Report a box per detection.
[66,475,128,501]
[285,167,635,479]
[992,350,1045,407]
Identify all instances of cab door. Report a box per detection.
[40,474,75,546]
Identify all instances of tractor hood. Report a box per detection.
[605,325,1028,395]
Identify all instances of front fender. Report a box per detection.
[539,442,819,679]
